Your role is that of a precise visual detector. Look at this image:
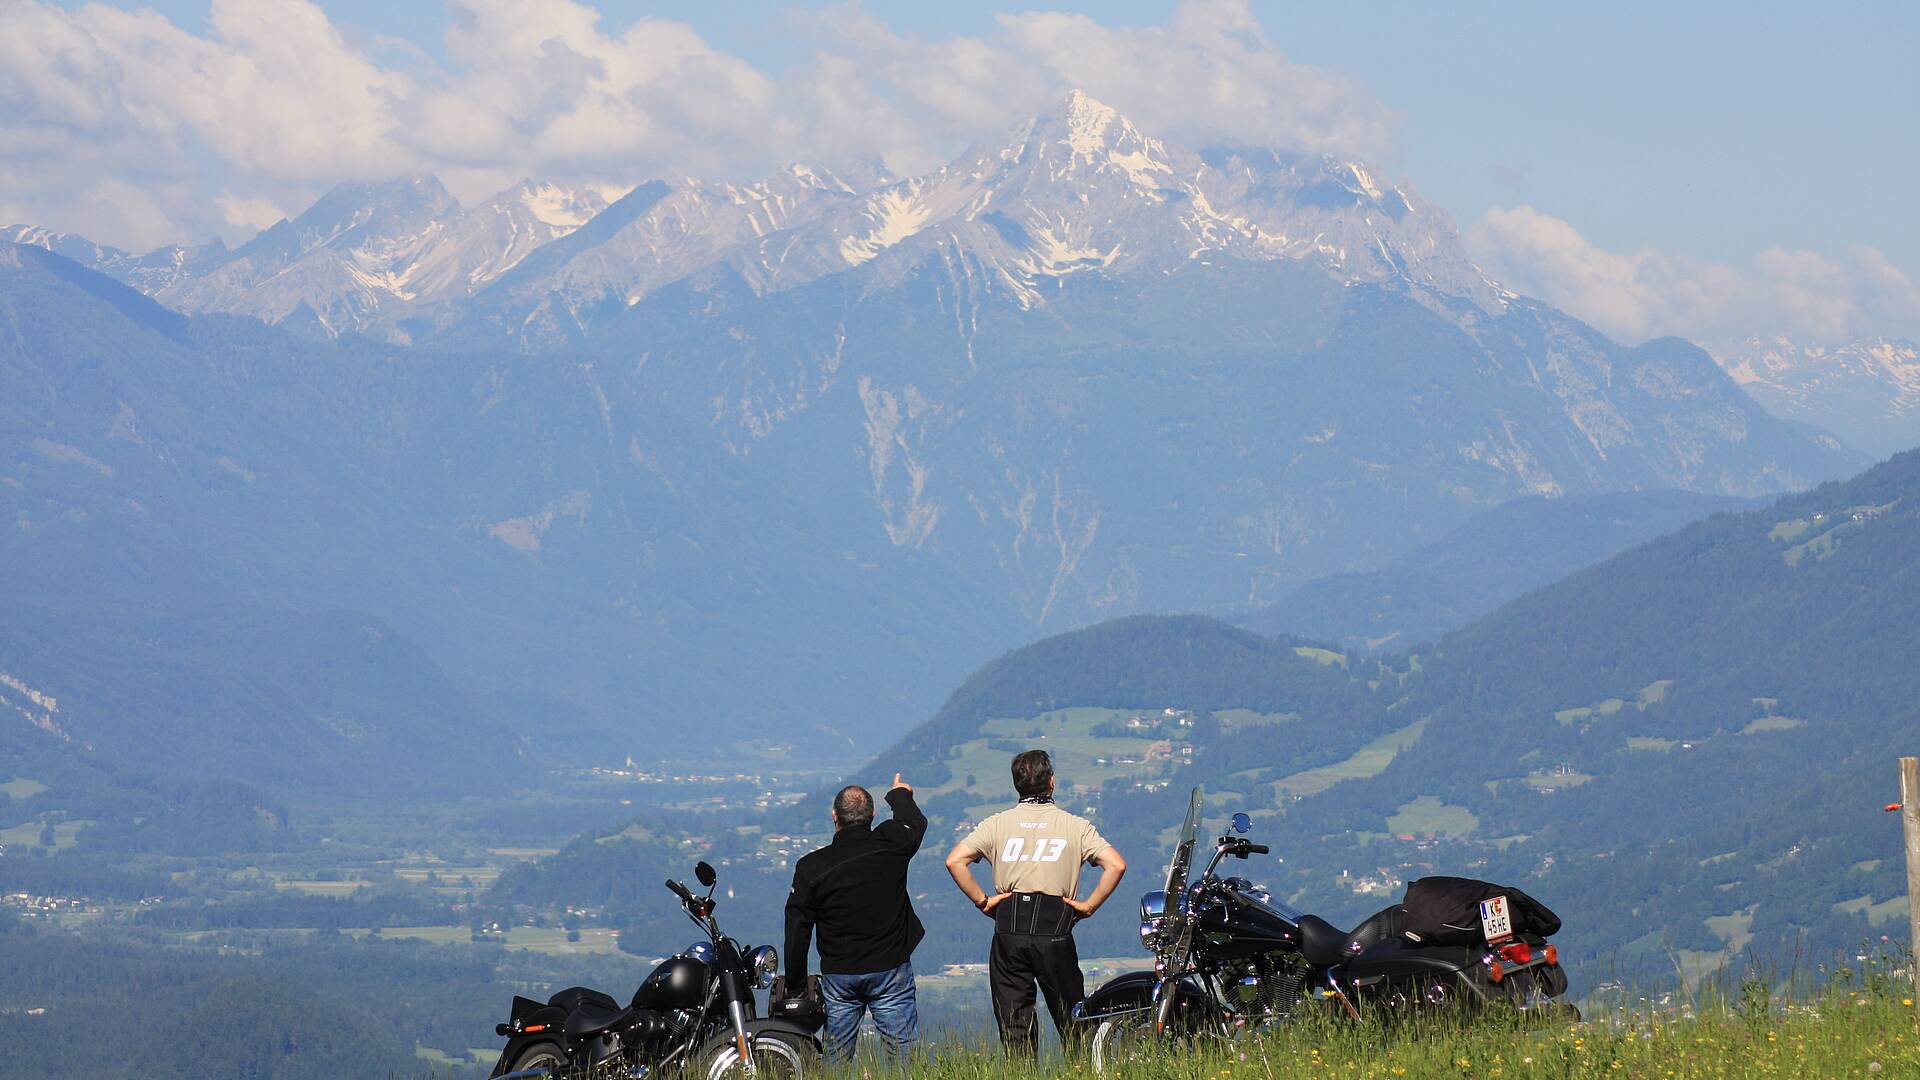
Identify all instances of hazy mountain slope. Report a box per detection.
[1243,489,1759,649]
[0,243,1017,767]
[572,248,1853,624]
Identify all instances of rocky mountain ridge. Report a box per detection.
[12,92,1496,347]
[0,95,1867,761]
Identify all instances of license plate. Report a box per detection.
[1480,895,1514,943]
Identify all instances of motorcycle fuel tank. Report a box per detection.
[632,956,707,1010]
[1197,889,1301,960]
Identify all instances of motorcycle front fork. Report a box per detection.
[727,997,756,1075]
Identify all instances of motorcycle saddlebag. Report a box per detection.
[1399,876,1561,946]
[769,976,827,1034]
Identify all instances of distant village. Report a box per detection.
[1092,707,1200,777]
[580,756,814,813]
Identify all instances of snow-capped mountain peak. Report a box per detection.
[16,89,1501,343]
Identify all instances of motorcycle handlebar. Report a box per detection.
[665,878,694,902]
[1246,843,1270,855]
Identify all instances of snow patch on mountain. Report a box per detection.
[839,186,937,267]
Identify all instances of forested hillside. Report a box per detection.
[1244,489,1758,649]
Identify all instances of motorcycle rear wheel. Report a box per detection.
[491,1040,566,1077]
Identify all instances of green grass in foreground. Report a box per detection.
[898,1002,1915,1078]
[419,956,1920,1079]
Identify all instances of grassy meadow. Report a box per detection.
[412,950,1920,1079]
[893,969,1919,1079]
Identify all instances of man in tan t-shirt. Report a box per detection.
[944,749,1127,1056]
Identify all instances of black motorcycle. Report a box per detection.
[489,861,822,1079]
[1075,788,1573,1071]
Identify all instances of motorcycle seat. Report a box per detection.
[1345,904,1407,953]
[1296,914,1352,966]
[562,1001,633,1038]
[548,986,621,1013]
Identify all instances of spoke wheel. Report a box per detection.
[1090,1013,1162,1075]
[700,1030,816,1080]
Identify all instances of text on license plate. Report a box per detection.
[1479,895,1513,942]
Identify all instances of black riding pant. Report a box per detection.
[989,929,1085,1056]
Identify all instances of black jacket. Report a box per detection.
[784,787,926,983]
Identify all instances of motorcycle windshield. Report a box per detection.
[1164,785,1205,902]
[1153,786,1206,971]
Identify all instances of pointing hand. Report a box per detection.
[891,772,912,795]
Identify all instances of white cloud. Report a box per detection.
[0,0,1396,249]
[215,193,288,233]
[1472,205,1920,348]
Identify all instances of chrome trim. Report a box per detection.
[1082,1002,1155,1020]
[745,944,779,989]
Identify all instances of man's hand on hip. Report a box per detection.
[1064,897,1097,918]
[979,891,1011,918]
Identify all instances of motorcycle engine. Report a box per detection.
[586,1031,625,1067]
[665,1008,698,1041]
[1227,954,1309,1023]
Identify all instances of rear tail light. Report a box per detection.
[1498,942,1533,964]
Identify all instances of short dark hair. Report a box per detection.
[1011,750,1053,799]
[833,785,874,830]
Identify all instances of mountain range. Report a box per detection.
[0,92,1868,785]
[1715,336,1920,459]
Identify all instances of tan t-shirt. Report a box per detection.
[958,801,1111,898]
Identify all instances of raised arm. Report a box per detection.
[879,774,926,854]
[944,842,1009,917]
[1065,846,1127,919]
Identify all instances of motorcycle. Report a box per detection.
[1075,787,1573,1071]
[489,860,823,1079]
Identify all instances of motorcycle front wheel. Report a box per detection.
[696,1030,819,1080]
[1089,1011,1165,1075]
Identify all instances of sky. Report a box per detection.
[8,0,1919,348]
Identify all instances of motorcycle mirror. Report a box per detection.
[1231,812,1251,835]
[695,861,718,889]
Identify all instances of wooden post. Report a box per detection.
[1901,757,1920,1024]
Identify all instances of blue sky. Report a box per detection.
[19,1,1920,345]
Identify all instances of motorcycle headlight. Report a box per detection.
[1139,917,1166,951]
[746,944,779,989]
[1139,891,1168,920]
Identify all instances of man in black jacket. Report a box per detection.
[783,773,925,1065]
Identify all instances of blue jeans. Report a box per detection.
[819,961,918,1066]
